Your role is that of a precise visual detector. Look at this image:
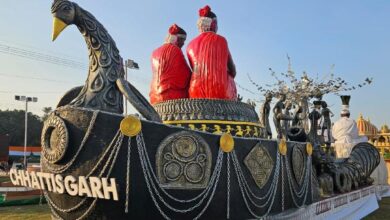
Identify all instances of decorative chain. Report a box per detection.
[125,137,131,213]
[231,150,280,218]
[45,127,123,219]
[136,131,224,219]
[227,153,231,219]
[281,156,285,212]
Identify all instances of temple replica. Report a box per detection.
[22,1,386,219]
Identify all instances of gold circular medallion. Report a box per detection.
[120,115,142,137]
[278,139,287,155]
[306,142,313,156]
[220,133,234,153]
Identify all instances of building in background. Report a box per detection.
[357,114,390,156]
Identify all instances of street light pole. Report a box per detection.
[24,100,28,167]
[15,95,38,169]
[124,59,139,115]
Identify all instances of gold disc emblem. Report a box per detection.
[278,139,287,155]
[306,142,313,156]
[120,115,142,137]
[220,133,234,153]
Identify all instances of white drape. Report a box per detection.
[332,117,368,158]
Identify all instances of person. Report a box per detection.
[149,24,191,104]
[186,5,237,100]
[320,101,334,144]
[332,109,367,158]
[308,101,322,145]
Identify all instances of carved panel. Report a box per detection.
[244,143,274,189]
[292,144,306,185]
[156,131,212,189]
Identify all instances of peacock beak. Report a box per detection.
[52,17,68,41]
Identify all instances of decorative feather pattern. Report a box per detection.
[68,3,124,113]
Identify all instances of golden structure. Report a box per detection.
[357,113,390,156]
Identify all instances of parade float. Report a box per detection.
[8,0,385,219]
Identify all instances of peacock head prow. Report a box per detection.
[51,0,78,41]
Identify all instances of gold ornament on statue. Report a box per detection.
[306,142,313,156]
[220,133,234,153]
[120,115,142,137]
[279,139,287,155]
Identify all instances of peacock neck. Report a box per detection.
[75,7,122,70]
[70,6,124,114]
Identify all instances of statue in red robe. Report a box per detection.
[186,5,237,100]
[149,24,191,104]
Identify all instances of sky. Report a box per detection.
[0,0,389,128]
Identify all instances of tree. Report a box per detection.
[0,110,43,146]
[248,56,373,103]
[41,107,53,121]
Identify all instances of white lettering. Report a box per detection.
[10,169,19,185]
[55,174,64,194]
[50,174,57,193]
[89,177,104,199]
[64,176,78,196]
[9,170,118,201]
[22,170,31,187]
[16,170,25,186]
[102,178,118,201]
[36,172,46,190]
[78,176,92,197]
[30,171,41,189]
[43,173,53,192]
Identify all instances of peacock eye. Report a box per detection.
[64,6,71,11]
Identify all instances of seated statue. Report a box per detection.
[149,24,191,104]
[332,109,367,158]
[186,5,237,100]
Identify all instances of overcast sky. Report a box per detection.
[0,0,389,128]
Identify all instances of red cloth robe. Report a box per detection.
[149,43,191,104]
[186,32,237,100]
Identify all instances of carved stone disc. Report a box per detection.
[172,136,198,162]
[185,162,204,183]
[41,115,69,164]
[244,143,274,189]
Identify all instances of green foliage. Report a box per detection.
[0,110,43,146]
[41,107,52,122]
[383,152,390,160]
[0,204,51,219]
